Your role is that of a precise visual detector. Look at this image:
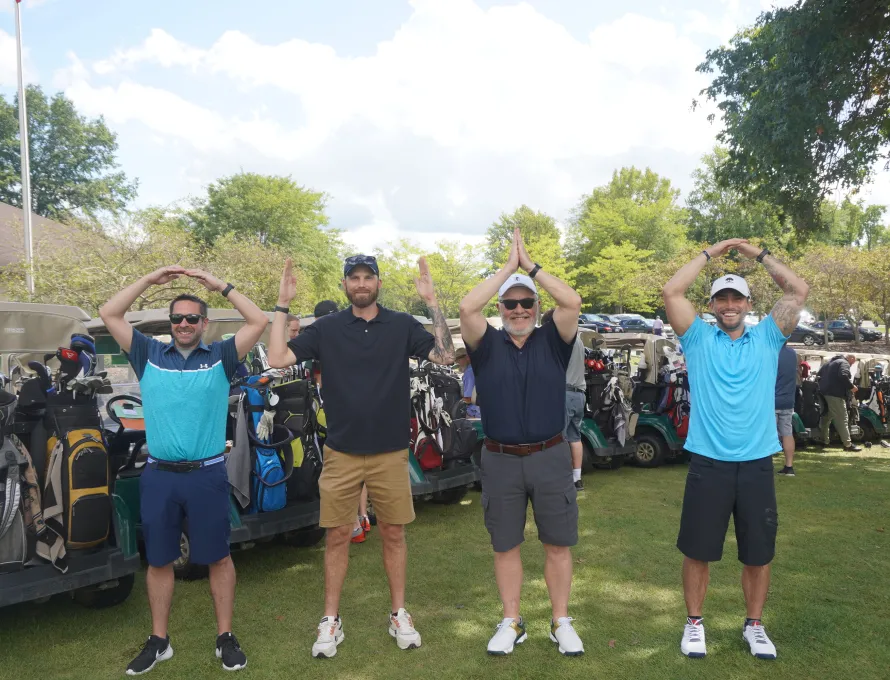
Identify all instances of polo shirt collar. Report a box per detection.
[347,304,393,324]
[163,339,211,354]
[714,323,751,343]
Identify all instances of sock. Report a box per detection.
[572,468,582,483]
[687,616,703,625]
[745,617,761,627]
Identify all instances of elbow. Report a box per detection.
[267,353,286,369]
[565,292,582,314]
[459,300,477,319]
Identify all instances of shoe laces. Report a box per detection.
[748,624,770,644]
[554,617,576,635]
[392,609,416,633]
[218,633,241,653]
[317,617,339,641]
[684,622,703,642]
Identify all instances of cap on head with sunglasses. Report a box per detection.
[498,273,537,300]
[344,254,379,277]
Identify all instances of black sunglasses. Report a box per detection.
[500,298,536,310]
[345,254,378,266]
[170,314,204,325]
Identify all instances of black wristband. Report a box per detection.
[274,305,290,314]
[756,248,771,263]
[220,283,235,298]
[528,263,542,279]
[701,250,711,262]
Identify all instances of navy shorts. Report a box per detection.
[140,458,231,567]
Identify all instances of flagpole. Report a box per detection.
[14,0,34,296]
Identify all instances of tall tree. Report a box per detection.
[580,242,656,313]
[185,172,342,303]
[686,147,787,247]
[819,199,888,249]
[0,85,137,221]
[696,0,890,232]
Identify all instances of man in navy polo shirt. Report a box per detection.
[663,239,809,662]
[459,228,584,658]
[267,254,454,659]
[100,265,269,675]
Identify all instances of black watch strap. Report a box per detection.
[220,283,235,298]
[701,250,711,261]
[274,305,290,314]
[756,248,771,263]
[528,263,542,279]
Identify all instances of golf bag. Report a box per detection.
[428,370,467,420]
[0,391,27,574]
[410,364,453,471]
[797,380,823,429]
[242,376,294,514]
[440,417,477,462]
[269,379,323,503]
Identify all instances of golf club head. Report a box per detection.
[27,361,55,394]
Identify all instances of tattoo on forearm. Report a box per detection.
[428,305,455,364]
[762,257,796,294]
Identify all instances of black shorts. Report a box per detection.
[677,453,778,566]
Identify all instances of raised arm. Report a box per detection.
[415,257,455,365]
[267,258,299,368]
[459,231,520,350]
[98,266,186,353]
[185,269,269,359]
[516,230,581,343]
[662,239,746,336]
[736,243,810,336]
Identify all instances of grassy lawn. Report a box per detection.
[2,446,888,680]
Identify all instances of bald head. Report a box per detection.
[845,354,856,365]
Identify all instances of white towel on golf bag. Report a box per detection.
[226,397,252,509]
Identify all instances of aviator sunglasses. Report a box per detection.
[169,313,204,325]
[500,298,536,310]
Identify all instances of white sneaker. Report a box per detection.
[743,621,777,660]
[550,617,584,656]
[311,616,344,659]
[487,618,527,655]
[389,608,422,650]
[681,618,707,658]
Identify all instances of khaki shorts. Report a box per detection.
[319,447,415,528]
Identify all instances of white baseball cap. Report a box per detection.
[710,274,750,299]
[498,273,538,299]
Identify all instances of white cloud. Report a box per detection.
[0,28,36,87]
[54,0,848,251]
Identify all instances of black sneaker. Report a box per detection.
[843,444,863,452]
[216,632,247,671]
[574,479,585,491]
[126,635,173,675]
[777,466,795,477]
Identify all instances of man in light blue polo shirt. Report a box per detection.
[100,266,269,675]
[663,239,809,663]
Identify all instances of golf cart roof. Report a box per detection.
[640,335,679,384]
[86,308,278,345]
[0,302,90,353]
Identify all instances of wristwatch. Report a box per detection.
[273,305,290,314]
[528,263,542,279]
[756,248,771,263]
[220,283,235,298]
[701,250,711,261]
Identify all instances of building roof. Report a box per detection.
[0,202,79,267]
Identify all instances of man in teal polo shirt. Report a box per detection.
[100,265,269,675]
[663,239,809,662]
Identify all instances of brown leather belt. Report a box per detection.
[484,433,564,456]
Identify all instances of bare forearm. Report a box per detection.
[762,255,809,300]
[426,303,455,365]
[267,310,291,366]
[532,269,582,311]
[99,275,152,320]
[226,289,268,329]
[460,266,513,315]
[663,253,708,298]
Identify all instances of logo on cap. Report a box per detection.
[725,277,734,282]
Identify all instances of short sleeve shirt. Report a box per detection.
[468,322,573,445]
[679,316,788,461]
[286,305,436,454]
[775,344,798,410]
[125,329,240,462]
[462,365,476,400]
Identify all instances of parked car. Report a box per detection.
[579,314,619,332]
[618,318,655,333]
[788,324,834,346]
[612,313,646,322]
[701,313,717,325]
[813,320,882,342]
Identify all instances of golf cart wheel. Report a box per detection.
[281,524,326,548]
[855,419,875,443]
[173,530,209,580]
[73,573,136,609]
[431,485,469,505]
[632,432,666,468]
[802,334,816,346]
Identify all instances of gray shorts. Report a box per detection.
[775,409,794,437]
[564,390,586,443]
[480,441,578,553]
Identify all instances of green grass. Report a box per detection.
[2,446,889,680]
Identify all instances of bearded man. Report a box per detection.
[267,254,454,659]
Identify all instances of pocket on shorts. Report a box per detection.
[765,507,779,534]
[564,489,579,525]
[481,493,496,534]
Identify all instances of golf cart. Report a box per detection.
[629,335,688,467]
[86,309,324,580]
[0,302,140,609]
[853,358,890,443]
[408,361,480,504]
[578,330,638,470]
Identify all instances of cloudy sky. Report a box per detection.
[1,0,887,253]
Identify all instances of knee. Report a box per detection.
[542,544,571,559]
[326,524,353,547]
[208,555,233,570]
[377,522,405,545]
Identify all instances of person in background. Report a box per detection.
[455,347,480,418]
[817,354,862,452]
[775,343,798,477]
[653,315,665,337]
[541,308,585,491]
[287,315,301,340]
